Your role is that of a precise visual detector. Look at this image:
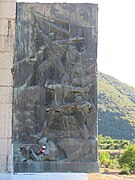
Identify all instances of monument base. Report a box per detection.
[0,173,89,180]
[14,161,99,173]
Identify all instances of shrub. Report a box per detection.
[99,151,111,167]
[109,158,119,169]
[119,145,135,173]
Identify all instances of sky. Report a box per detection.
[17,0,135,87]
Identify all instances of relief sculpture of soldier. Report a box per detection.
[16,11,96,162]
[25,12,95,140]
[24,11,85,87]
[39,95,95,140]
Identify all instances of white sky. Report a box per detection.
[17,0,135,87]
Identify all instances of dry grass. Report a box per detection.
[88,168,135,180]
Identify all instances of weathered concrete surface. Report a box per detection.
[0,0,98,174]
[13,3,98,172]
[14,161,99,173]
[0,0,16,173]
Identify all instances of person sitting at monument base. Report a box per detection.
[20,145,47,162]
[38,145,46,155]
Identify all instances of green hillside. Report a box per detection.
[98,72,135,141]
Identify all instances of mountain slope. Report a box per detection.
[98,72,135,140]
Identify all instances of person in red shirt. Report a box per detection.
[39,146,46,155]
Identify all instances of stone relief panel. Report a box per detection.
[13,3,98,171]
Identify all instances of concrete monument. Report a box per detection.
[13,3,98,173]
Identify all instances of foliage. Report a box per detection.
[98,72,135,140]
[99,151,111,167]
[98,135,135,172]
[118,145,135,173]
[98,135,132,170]
[99,151,120,169]
[109,157,119,169]
[98,134,132,150]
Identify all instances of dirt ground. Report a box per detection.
[88,168,135,180]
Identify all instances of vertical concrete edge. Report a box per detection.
[0,0,16,173]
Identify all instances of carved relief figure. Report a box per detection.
[14,6,97,164]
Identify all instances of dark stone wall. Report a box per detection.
[13,3,98,172]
